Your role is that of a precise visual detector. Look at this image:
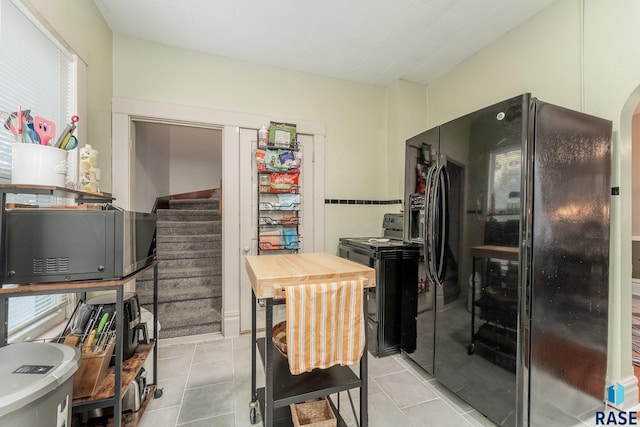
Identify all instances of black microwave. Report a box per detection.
[3,209,156,284]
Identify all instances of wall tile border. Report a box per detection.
[324,199,402,205]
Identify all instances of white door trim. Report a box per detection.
[111,97,325,337]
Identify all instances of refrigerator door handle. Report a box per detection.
[434,163,449,285]
[423,162,438,285]
[424,159,448,287]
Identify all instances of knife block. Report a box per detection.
[71,337,115,399]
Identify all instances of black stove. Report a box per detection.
[338,237,408,251]
[338,213,420,357]
[339,213,415,252]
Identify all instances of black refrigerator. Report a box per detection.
[403,94,611,426]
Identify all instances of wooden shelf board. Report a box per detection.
[256,388,349,427]
[0,261,158,294]
[72,385,156,427]
[256,337,361,405]
[470,245,519,261]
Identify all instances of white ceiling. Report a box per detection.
[94,0,557,87]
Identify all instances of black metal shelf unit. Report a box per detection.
[256,138,301,254]
[468,245,519,373]
[0,185,159,427]
[250,295,368,427]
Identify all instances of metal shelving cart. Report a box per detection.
[467,245,519,372]
[0,185,160,427]
[245,252,375,427]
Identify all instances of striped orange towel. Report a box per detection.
[285,279,365,375]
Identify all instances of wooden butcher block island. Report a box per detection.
[245,252,376,299]
[245,252,375,426]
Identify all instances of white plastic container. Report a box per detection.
[0,342,80,427]
[11,143,68,187]
[258,124,269,145]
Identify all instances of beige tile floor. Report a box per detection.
[137,333,498,427]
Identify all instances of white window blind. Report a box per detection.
[0,0,76,336]
[0,0,75,181]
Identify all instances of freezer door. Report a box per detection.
[404,128,439,375]
[526,101,611,426]
[434,94,527,427]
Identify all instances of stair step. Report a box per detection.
[156,237,221,251]
[159,257,220,269]
[137,279,222,305]
[156,220,220,228]
[169,199,219,211]
[157,220,221,235]
[137,274,221,290]
[159,323,221,339]
[143,298,221,331]
[147,196,222,339]
[156,234,218,244]
[137,266,220,280]
[157,209,220,221]
[146,297,222,319]
[156,248,221,261]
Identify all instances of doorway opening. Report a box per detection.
[131,121,222,212]
[132,120,224,339]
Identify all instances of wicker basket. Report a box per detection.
[272,320,288,358]
[290,398,337,427]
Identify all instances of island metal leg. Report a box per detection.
[0,296,7,347]
[249,292,258,424]
[264,298,274,427]
[360,289,368,427]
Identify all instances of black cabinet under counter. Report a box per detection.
[338,238,420,357]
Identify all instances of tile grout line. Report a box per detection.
[387,355,482,426]
[173,344,198,427]
[370,363,431,427]
[232,338,240,427]
[151,338,488,427]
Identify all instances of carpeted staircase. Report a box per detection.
[136,198,222,339]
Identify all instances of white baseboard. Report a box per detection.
[158,332,223,347]
[605,375,639,411]
[223,310,240,338]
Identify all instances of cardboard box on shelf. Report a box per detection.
[268,122,297,147]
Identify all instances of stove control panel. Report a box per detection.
[383,213,404,239]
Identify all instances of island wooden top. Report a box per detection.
[470,245,519,261]
[245,252,376,299]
